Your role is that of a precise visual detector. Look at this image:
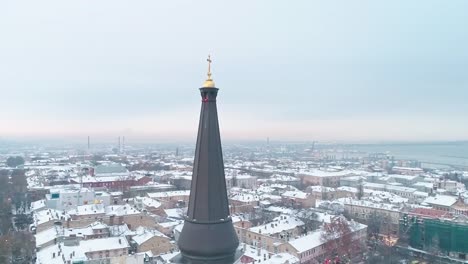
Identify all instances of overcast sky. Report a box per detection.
[1,1,467,143]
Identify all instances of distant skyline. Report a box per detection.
[1,1,468,142]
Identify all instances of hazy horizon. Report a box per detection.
[1,1,468,142]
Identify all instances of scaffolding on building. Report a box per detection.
[400,214,468,255]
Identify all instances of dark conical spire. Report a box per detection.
[177,57,239,262]
[186,87,230,221]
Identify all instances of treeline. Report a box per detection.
[0,169,34,264]
[5,156,25,168]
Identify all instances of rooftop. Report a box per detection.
[147,190,190,199]
[423,195,458,207]
[281,191,309,199]
[249,215,304,235]
[132,228,167,245]
[94,163,129,175]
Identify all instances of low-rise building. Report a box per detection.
[392,166,423,175]
[147,190,190,209]
[364,182,418,201]
[341,198,401,236]
[45,187,109,211]
[235,215,304,253]
[280,220,367,263]
[297,169,362,187]
[134,196,164,215]
[226,174,258,189]
[281,191,315,208]
[132,228,174,255]
[35,236,130,264]
[388,174,421,185]
[423,195,458,212]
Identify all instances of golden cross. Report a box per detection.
[207,55,212,78]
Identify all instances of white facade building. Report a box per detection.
[45,187,111,211]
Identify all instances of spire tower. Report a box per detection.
[177,56,239,262]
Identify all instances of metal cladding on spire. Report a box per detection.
[177,56,239,262]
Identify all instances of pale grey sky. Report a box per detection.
[1,1,467,142]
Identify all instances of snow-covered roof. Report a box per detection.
[288,230,323,253]
[364,182,417,193]
[262,253,299,264]
[308,185,335,193]
[413,182,434,188]
[71,175,133,183]
[289,221,366,253]
[281,191,309,199]
[132,228,167,245]
[159,251,181,262]
[249,215,304,235]
[338,198,401,211]
[241,245,299,264]
[337,186,358,193]
[229,193,260,202]
[264,206,298,215]
[298,169,366,178]
[35,226,62,248]
[68,204,105,216]
[30,199,46,212]
[388,174,420,181]
[106,204,140,216]
[94,163,129,175]
[393,166,423,172]
[33,208,66,226]
[109,224,135,237]
[423,195,458,207]
[158,220,183,228]
[81,236,129,252]
[414,191,430,198]
[147,190,190,199]
[226,174,256,180]
[164,208,187,219]
[135,196,162,208]
[36,243,85,264]
[36,236,129,264]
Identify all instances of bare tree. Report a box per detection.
[320,216,357,262]
[297,209,320,233]
[367,212,383,239]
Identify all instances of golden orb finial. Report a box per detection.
[202,55,215,88]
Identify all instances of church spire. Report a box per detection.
[177,57,239,262]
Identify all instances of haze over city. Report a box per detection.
[3,2,468,264]
[1,0,468,142]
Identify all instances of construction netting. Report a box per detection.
[408,218,468,253]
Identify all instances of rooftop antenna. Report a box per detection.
[122,136,125,154]
[75,166,83,209]
[118,136,121,154]
[267,137,270,157]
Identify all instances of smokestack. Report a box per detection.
[118,136,121,153]
[87,136,90,151]
[122,136,125,153]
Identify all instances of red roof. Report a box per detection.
[410,208,453,219]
